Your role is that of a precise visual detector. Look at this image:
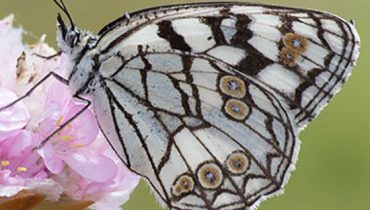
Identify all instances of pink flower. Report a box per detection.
[52,134,139,210]
[0,130,47,185]
[0,16,62,201]
[0,15,23,90]
[0,88,30,140]
[38,81,118,183]
[89,136,139,210]
[0,15,139,209]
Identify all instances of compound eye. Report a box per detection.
[88,37,97,44]
[66,31,79,47]
[87,37,98,48]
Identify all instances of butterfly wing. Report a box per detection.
[96,2,360,129]
[90,2,360,209]
[93,54,298,210]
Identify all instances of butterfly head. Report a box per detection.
[56,14,94,56]
[54,0,95,59]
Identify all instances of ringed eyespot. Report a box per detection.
[224,99,250,120]
[197,162,223,190]
[283,33,308,54]
[280,47,299,67]
[219,75,246,98]
[225,151,250,175]
[171,174,194,197]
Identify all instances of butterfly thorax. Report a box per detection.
[56,17,100,95]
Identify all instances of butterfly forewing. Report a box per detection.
[96,3,360,129]
[67,2,360,210]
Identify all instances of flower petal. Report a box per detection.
[0,88,30,139]
[66,105,99,146]
[64,150,117,182]
[38,143,64,174]
[0,15,24,90]
[5,130,33,156]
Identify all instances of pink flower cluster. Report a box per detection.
[0,15,139,209]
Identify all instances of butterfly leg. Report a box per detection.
[0,71,90,150]
[0,71,69,111]
[35,94,91,150]
[33,51,62,60]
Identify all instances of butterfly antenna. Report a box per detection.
[53,0,75,30]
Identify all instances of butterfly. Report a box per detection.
[3,0,360,209]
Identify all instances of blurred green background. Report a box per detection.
[1,0,369,210]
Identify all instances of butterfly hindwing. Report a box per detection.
[88,2,360,210]
[94,53,298,209]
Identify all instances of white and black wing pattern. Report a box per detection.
[96,2,360,129]
[88,2,360,210]
[94,54,298,210]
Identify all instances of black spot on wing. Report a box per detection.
[278,14,298,34]
[230,15,253,47]
[157,20,192,52]
[238,53,274,76]
[293,68,323,110]
[201,17,227,45]
[230,15,274,76]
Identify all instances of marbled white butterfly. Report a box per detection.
[2,1,360,209]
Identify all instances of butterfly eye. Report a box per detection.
[197,163,223,190]
[88,37,97,47]
[224,99,250,120]
[171,174,194,198]
[219,75,246,98]
[225,151,250,175]
[65,30,80,47]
